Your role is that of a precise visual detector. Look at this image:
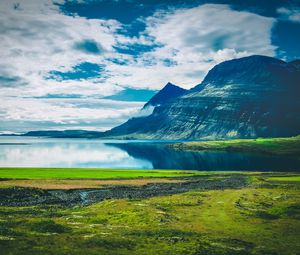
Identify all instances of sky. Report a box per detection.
[0,0,300,133]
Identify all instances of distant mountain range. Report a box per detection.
[22,130,103,138]
[22,55,300,140]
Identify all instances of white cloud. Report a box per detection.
[0,0,136,131]
[103,4,276,89]
[0,97,143,132]
[0,0,124,94]
[0,1,277,131]
[277,7,300,23]
[134,105,155,117]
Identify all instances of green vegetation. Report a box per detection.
[30,220,71,234]
[172,135,300,156]
[0,172,299,254]
[0,168,199,179]
[267,176,300,182]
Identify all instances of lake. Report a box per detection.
[0,136,299,171]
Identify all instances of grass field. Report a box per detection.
[0,173,299,255]
[0,168,246,190]
[267,176,300,182]
[172,135,300,156]
[0,170,299,255]
[0,168,199,179]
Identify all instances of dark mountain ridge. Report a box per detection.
[104,55,300,140]
[143,82,187,108]
[23,130,103,138]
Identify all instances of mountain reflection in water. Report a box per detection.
[0,137,299,171]
[106,142,300,171]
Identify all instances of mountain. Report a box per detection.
[104,82,188,138]
[143,82,187,108]
[104,55,300,140]
[23,130,103,138]
[289,60,300,71]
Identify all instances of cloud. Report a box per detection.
[0,97,144,132]
[103,4,276,89]
[0,1,277,131]
[146,4,276,80]
[0,76,22,87]
[0,0,123,94]
[134,105,155,117]
[277,7,300,23]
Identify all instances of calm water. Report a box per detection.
[0,136,299,171]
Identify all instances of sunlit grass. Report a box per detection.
[172,135,300,156]
[267,176,300,182]
[0,168,199,179]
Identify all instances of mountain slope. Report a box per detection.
[289,60,300,71]
[104,55,300,140]
[105,83,187,138]
[143,82,187,108]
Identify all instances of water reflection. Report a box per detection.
[106,142,300,171]
[0,137,299,171]
[0,137,152,168]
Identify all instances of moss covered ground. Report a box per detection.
[0,172,299,255]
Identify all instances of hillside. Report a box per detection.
[104,55,300,140]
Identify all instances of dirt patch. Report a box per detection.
[0,175,248,207]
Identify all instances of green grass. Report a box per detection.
[267,176,300,182]
[0,174,300,255]
[0,168,200,179]
[172,135,300,156]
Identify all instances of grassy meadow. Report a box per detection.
[0,168,199,180]
[0,169,299,255]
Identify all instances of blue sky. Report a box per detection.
[0,0,299,132]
